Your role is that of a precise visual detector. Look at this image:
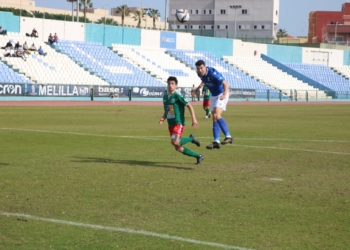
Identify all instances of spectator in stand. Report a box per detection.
[0,26,7,35]
[14,41,21,50]
[1,40,13,49]
[29,43,37,54]
[48,33,55,45]
[38,46,47,56]
[3,47,11,57]
[16,46,27,61]
[23,41,31,54]
[31,28,38,37]
[53,33,59,42]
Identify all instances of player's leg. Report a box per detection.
[170,125,203,164]
[213,94,233,145]
[206,96,221,150]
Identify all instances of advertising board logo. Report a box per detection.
[140,88,163,97]
[0,84,22,95]
[79,87,89,95]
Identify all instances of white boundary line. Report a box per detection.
[0,212,252,250]
[1,128,349,155]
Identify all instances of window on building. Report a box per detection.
[254,25,257,29]
[226,25,228,29]
[211,25,214,29]
[239,25,242,30]
[199,25,201,29]
[242,9,248,14]
[209,10,212,14]
[220,9,226,14]
[190,10,193,14]
[203,25,206,30]
[262,25,265,30]
[333,36,343,42]
[185,25,187,29]
[177,25,180,29]
[195,10,199,14]
[190,25,193,29]
[276,10,278,15]
[217,25,220,29]
[204,10,206,14]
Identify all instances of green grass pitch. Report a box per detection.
[0,104,349,249]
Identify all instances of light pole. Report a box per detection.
[230,5,242,39]
[164,0,168,30]
[103,4,109,46]
[335,22,339,44]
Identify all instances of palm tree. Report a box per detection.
[96,17,118,26]
[276,28,288,38]
[31,10,43,18]
[79,0,93,22]
[115,4,130,27]
[147,9,160,29]
[133,9,145,28]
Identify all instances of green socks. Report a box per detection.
[180,137,193,145]
[205,108,210,116]
[182,147,200,158]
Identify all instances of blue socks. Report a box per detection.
[213,122,221,142]
[217,118,231,137]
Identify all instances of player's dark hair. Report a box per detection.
[195,60,206,67]
[167,76,178,85]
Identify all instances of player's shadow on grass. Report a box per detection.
[72,157,194,171]
[0,163,9,166]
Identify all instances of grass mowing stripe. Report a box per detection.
[0,212,252,250]
[1,127,349,155]
[2,128,349,143]
[229,144,350,155]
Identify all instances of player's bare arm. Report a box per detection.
[195,82,205,95]
[220,81,229,100]
[159,112,166,125]
[186,103,198,128]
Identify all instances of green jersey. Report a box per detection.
[203,86,212,100]
[163,91,189,126]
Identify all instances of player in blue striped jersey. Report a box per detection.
[194,60,233,149]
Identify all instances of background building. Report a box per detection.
[168,0,279,41]
[308,2,350,43]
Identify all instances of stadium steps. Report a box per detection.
[223,56,328,99]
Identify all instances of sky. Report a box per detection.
[34,0,347,37]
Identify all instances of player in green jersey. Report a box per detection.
[202,85,212,119]
[159,76,204,165]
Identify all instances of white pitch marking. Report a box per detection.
[1,128,349,155]
[269,178,283,181]
[230,144,350,156]
[0,212,252,250]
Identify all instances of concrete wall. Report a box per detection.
[194,36,233,58]
[176,32,194,50]
[344,50,350,65]
[141,29,160,48]
[233,40,268,57]
[267,44,302,62]
[20,17,85,42]
[302,47,344,67]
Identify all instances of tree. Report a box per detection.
[115,4,130,27]
[147,9,160,29]
[96,17,118,26]
[79,0,93,22]
[133,9,145,28]
[276,29,288,38]
[31,10,43,18]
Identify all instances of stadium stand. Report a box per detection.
[223,56,328,99]
[0,60,30,84]
[112,44,197,87]
[284,63,350,92]
[55,41,165,87]
[331,65,350,80]
[167,49,278,92]
[0,33,107,85]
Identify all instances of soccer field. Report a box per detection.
[0,104,349,249]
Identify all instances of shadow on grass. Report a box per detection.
[0,163,9,166]
[72,157,194,171]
